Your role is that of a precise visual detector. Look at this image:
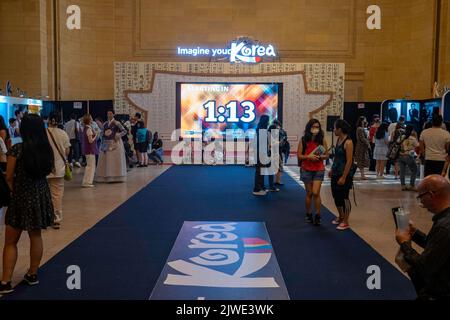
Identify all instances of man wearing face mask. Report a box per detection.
[395,174,450,300]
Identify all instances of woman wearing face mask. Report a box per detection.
[354,116,370,180]
[297,119,329,225]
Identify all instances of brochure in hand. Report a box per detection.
[308,145,326,156]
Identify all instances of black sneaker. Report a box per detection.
[0,282,13,294]
[275,182,284,186]
[313,215,322,226]
[305,213,313,223]
[23,274,39,286]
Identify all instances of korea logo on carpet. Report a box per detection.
[150,221,290,300]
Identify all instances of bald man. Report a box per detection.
[396,174,450,300]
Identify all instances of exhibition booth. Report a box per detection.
[0,95,43,121]
[116,62,344,164]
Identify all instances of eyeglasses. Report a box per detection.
[312,125,320,129]
[416,191,434,200]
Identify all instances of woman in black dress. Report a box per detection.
[0,114,55,294]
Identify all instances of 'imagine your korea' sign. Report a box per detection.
[150,221,289,300]
[177,40,277,63]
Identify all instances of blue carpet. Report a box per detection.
[3,166,416,300]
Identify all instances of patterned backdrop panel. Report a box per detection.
[114,62,345,146]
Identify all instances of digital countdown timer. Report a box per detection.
[177,83,281,138]
[203,100,256,123]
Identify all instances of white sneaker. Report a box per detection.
[74,162,81,168]
[82,184,94,188]
[252,190,267,196]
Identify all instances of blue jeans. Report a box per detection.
[398,154,417,186]
[149,149,163,163]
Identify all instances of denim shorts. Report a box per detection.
[300,169,325,184]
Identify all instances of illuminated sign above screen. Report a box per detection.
[177,39,277,63]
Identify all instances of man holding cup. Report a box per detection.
[395,175,450,300]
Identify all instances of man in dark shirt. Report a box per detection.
[396,174,450,300]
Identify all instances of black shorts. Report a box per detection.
[136,142,148,153]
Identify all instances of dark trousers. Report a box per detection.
[386,159,393,175]
[254,165,275,192]
[68,139,80,163]
[254,165,264,192]
[424,160,445,177]
[398,155,418,186]
[369,143,376,171]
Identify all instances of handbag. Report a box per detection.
[387,130,406,161]
[387,141,402,161]
[48,129,73,181]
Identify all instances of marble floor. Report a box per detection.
[0,163,430,291]
[0,164,170,286]
[284,166,431,271]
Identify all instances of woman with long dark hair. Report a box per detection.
[398,124,418,191]
[354,116,370,179]
[297,119,329,225]
[0,114,55,294]
[329,119,354,231]
[373,122,389,178]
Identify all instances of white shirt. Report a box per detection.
[47,127,71,178]
[420,127,450,161]
[388,123,397,139]
[64,119,80,140]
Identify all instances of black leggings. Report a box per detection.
[331,176,352,214]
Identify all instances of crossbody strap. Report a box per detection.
[47,129,67,163]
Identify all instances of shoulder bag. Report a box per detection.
[48,129,72,181]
